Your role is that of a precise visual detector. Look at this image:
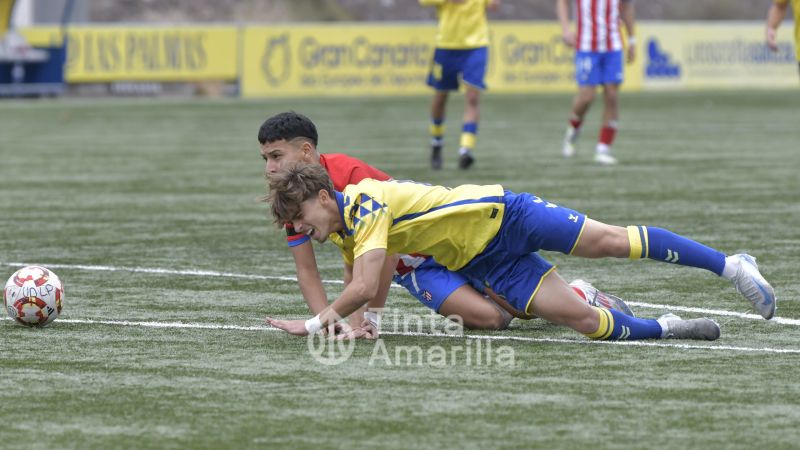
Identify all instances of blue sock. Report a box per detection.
[627,226,726,275]
[586,307,663,340]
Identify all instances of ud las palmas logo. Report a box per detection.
[261,33,291,86]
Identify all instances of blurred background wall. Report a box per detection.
[17,0,779,24]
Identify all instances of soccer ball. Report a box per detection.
[4,265,64,327]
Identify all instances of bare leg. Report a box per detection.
[570,218,630,258]
[438,285,512,330]
[527,270,600,334]
[462,85,480,125]
[431,90,448,121]
[571,85,596,120]
[600,83,619,127]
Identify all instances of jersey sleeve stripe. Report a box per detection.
[392,195,504,225]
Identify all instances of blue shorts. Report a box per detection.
[393,258,468,312]
[457,190,587,313]
[466,253,556,316]
[575,50,624,86]
[427,47,488,91]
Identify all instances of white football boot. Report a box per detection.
[562,127,578,158]
[657,313,721,340]
[594,152,618,165]
[728,254,776,320]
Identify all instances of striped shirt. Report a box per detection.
[575,0,625,52]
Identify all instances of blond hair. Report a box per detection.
[267,162,334,225]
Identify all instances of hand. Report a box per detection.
[336,319,379,340]
[766,28,779,52]
[321,323,344,337]
[487,0,500,12]
[626,44,636,63]
[265,317,309,336]
[562,30,576,48]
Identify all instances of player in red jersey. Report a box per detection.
[557,0,636,165]
[258,112,634,337]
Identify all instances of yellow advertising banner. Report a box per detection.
[241,22,641,97]
[21,25,238,82]
[242,25,436,97]
[20,22,796,91]
[488,22,641,93]
[640,22,798,89]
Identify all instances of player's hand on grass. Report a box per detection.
[265,317,309,336]
[321,323,344,337]
[336,321,379,340]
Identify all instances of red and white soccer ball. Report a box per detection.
[4,265,64,327]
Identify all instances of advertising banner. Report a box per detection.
[641,22,798,89]
[21,25,238,82]
[241,22,640,97]
[488,22,641,93]
[241,24,435,97]
[20,21,797,91]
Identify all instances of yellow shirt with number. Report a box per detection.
[330,179,504,271]
[420,0,492,49]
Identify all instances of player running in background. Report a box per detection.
[420,0,500,170]
[266,162,777,341]
[258,112,634,336]
[557,0,636,165]
[766,0,800,75]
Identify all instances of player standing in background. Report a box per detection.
[766,0,800,75]
[557,0,636,165]
[420,0,500,170]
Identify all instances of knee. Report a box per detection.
[593,226,630,258]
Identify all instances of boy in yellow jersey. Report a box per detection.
[766,0,800,75]
[266,163,777,341]
[420,0,499,170]
[259,111,635,339]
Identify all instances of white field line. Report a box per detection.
[2,316,798,355]
[3,261,798,327]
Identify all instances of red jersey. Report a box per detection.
[575,0,625,52]
[319,153,391,190]
[285,153,391,247]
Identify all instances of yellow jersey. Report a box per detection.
[330,179,505,271]
[775,0,800,61]
[420,0,492,49]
